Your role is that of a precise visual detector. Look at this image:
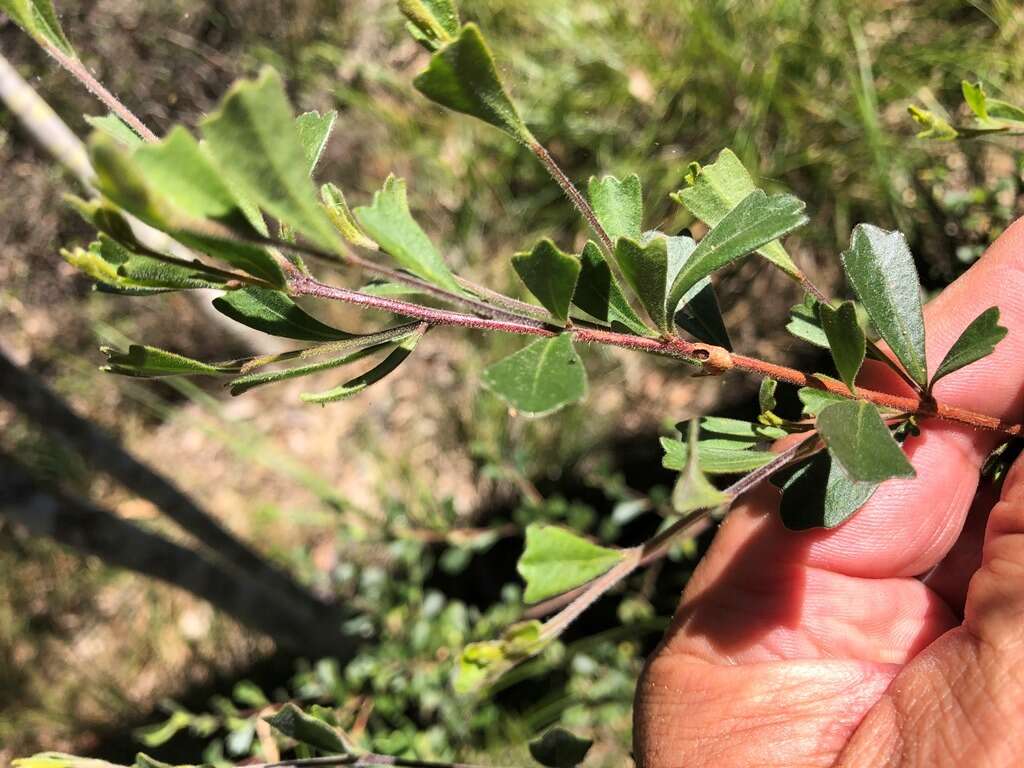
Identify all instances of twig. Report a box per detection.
[41,39,158,142]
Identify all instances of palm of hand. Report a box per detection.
[635,221,1024,767]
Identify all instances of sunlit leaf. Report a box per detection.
[669,230,731,349]
[841,224,928,388]
[62,237,229,294]
[321,183,378,250]
[455,620,548,694]
[301,329,424,404]
[666,190,808,318]
[84,114,143,148]
[400,0,460,49]
[200,68,341,252]
[587,174,642,242]
[930,306,1007,388]
[671,421,731,515]
[295,110,337,176]
[481,334,587,417]
[264,703,355,755]
[786,296,828,347]
[101,345,245,378]
[517,524,623,603]
[661,436,775,474]
[816,400,914,483]
[907,105,958,140]
[1,0,76,56]
[353,175,463,294]
[613,235,670,332]
[701,416,786,441]
[413,23,534,143]
[797,386,848,417]
[511,239,580,324]
[672,148,800,276]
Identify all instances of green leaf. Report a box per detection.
[986,97,1024,123]
[587,174,642,241]
[572,241,652,336]
[232,681,269,708]
[264,704,355,755]
[88,132,286,286]
[62,237,229,294]
[816,400,914,483]
[400,0,460,48]
[666,190,808,318]
[353,175,462,294]
[228,329,418,396]
[1,0,76,56]
[786,296,829,347]
[669,231,731,349]
[671,148,800,277]
[661,436,776,474]
[528,728,594,768]
[701,416,786,441]
[797,386,848,417]
[101,345,244,378]
[511,239,580,324]
[759,378,778,414]
[300,330,424,404]
[907,105,958,141]
[455,620,548,694]
[295,110,337,176]
[841,224,928,388]
[481,334,587,417]
[213,287,355,341]
[413,23,534,144]
[778,452,878,530]
[517,524,623,603]
[84,114,143,148]
[321,183,378,250]
[200,68,341,252]
[931,307,1007,388]
[671,421,731,515]
[962,80,991,122]
[819,301,866,394]
[613,235,670,332]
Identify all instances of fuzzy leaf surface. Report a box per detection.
[321,183,377,249]
[264,704,353,755]
[294,110,337,176]
[572,241,652,336]
[400,0,460,47]
[517,524,623,603]
[779,452,879,530]
[300,330,424,404]
[102,345,243,378]
[588,174,642,242]
[512,239,580,324]
[787,296,829,347]
[841,224,928,388]
[672,421,731,515]
[1,0,75,56]
[614,235,670,332]
[820,300,866,394]
[661,437,776,474]
[213,288,355,341]
[931,306,1007,387]
[481,335,586,417]
[816,400,915,483]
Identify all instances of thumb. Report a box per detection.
[964,452,1024,648]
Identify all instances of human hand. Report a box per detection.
[634,220,1024,767]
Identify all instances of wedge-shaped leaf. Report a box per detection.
[661,437,775,474]
[672,421,731,515]
[797,386,848,417]
[200,68,341,252]
[62,237,230,294]
[666,191,808,318]
[931,306,1007,388]
[300,329,424,404]
[572,241,652,336]
[400,0,460,48]
[588,174,642,242]
[213,288,354,341]
[701,416,786,441]
[779,451,878,530]
[668,232,731,349]
[353,175,462,293]
[85,114,143,148]
[529,728,594,768]
[986,97,1024,123]
[517,524,623,603]
[786,296,829,347]
[907,105,958,141]
[264,704,354,755]
[962,81,992,123]
[816,400,914,483]
[614,235,670,332]
[321,183,377,249]
[102,345,244,378]
[89,133,285,286]
[229,327,418,395]
[672,149,800,277]
[820,301,865,394]
[511,239,580,324]
[482,334,586,417]
[841,224,928,388]
[413,23,533,143]
[295,110,337,176]
[1,0,75,56]
[455,620,548,694]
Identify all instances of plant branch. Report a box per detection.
[41,40,159,143]
[529,141,615,254]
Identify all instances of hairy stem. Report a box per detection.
[529,141,614,254]
[42,40,159,143]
